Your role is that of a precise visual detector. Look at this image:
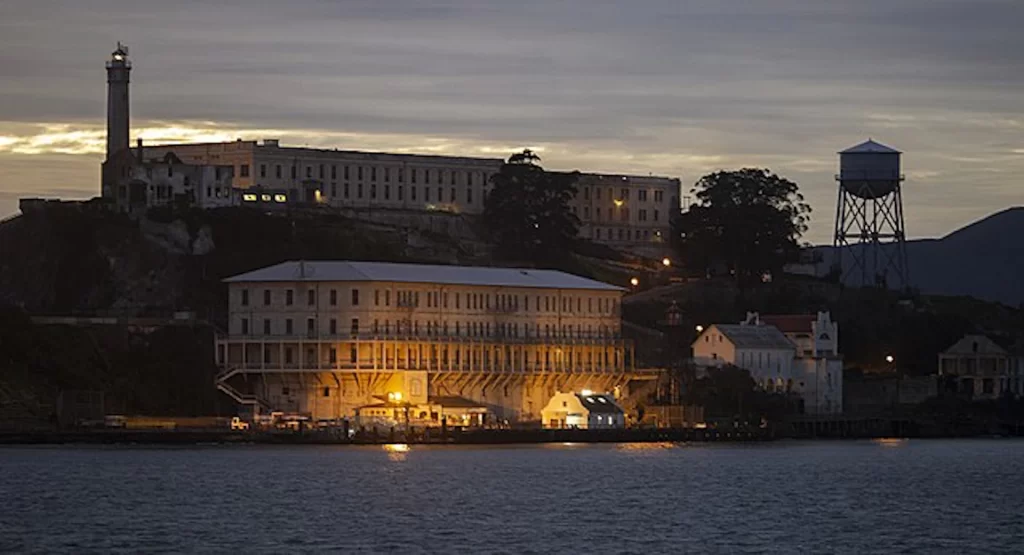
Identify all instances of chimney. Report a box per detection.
[136,138,143,162]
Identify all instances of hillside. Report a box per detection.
[818,207,1024,306]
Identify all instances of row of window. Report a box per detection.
[248,163,490,187]
[237,316,620,339]
[581,187,667,203]
[593,227,664,242]
[239,287,619,315]
[576,206,661,223]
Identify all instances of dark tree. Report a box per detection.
[483,149,580,263]
[672,168,810,284]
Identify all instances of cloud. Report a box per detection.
[1,0,1023,243]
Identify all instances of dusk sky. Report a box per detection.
[1,0,1021,243]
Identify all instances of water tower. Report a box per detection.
[832,139,909,289]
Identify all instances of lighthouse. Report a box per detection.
[105,42,131,160]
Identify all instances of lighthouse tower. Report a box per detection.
[105,42,131,160]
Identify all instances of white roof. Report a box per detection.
[223,260,624,291]
[840,139,901,154]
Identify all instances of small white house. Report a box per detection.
[541,391,625,429]
[692,324,797,389]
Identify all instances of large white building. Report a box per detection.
[215,260,645,424]
[97,46,680,258]
[692,312,844,415]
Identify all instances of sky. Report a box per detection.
[0,0,1021,243]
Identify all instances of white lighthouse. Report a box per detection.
[105,42,131,160]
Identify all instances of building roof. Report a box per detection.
[758,315,816,334]
[576,393,623,414]
[429,396,487,409]
[708,324,795,350]
[942,335,1008,356]
[840,139,901,154]
[223,260,624,291]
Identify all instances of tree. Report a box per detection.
[483,149,580,263]
[672,168,810,284]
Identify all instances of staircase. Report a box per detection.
[214,368,268,411]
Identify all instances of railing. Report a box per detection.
[214,376,265,408]
[216,332,627,344]
[219,361,629,374]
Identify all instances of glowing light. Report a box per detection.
[630,277,639,287]
[696,325,704,333]
[273,194,287,203]
[885,355,894,363]
[662,257,671,267]
[387,391,403,403]
[242,194,257,202]
[613,199,624,208]
[383,443,410,453]
[581,389,594,396]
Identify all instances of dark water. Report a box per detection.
[2,440,1023,554]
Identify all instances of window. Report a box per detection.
[584,206,590,219]
[285,319,293,334]
[261,289,272,307]
[351,318,359,335]
[329,289,337,306]
[259,164,266,178]
[241,289,249,306]
[384,168,390,182]
[450,188,456,202]
[351,289,360,306]
[307,289,315,306]
[384,185,390,200]
[621,188,629,200]
[398,185,404,201]
[398,168,404,182]
[357,183,363,198]
[306,166,312,179]
[639,190,647,201]
[331,183,336,197]
[654,190,664,202]
[425,169,431,184]
[451,171,457,185]
[425,188,430,202]
[319,164,324,179]
[240,318,249,334]
[307,318,315,337]
[411,186,417,201]
[371,184,377,199]
[275,164,282,179]
[291,165,297,179]
[467,173,473,187]
[639,209,647,222]
[621,208,629,222]
[411,169,417,183]
[286,289,294,306]
[466,187,473,204]
[653,209,659,222]
[358,166,364,181]
[331,165,337,180]
[329,319,337,335]
[263,319,271,335]
[344,166,350,180]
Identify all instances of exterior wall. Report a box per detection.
[570,173,680,257]
[540,392,624,429]
[218,278,632,422]
[691,328,738,368]
[793,358,843,414]
[143,140,681,257]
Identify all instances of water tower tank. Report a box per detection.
[838,139,902,199]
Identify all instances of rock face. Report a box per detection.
[0,206,482,321]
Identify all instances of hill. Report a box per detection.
[818,207,1024,306]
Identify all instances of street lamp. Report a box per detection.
[695,325,704,333]
[885,355,894,364]
[629,277,639,287]
[662,257,671,267]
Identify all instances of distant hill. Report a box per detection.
[816,207,1024,306]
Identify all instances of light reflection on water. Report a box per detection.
[2,440,1024,553]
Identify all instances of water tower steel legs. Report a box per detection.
[833,184,909,290]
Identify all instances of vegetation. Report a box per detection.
[483,150,581,264]
[672,168,811,285]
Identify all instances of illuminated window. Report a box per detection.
[242,194,257,202]
[274,194,286,203]
[261,194,271,202]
